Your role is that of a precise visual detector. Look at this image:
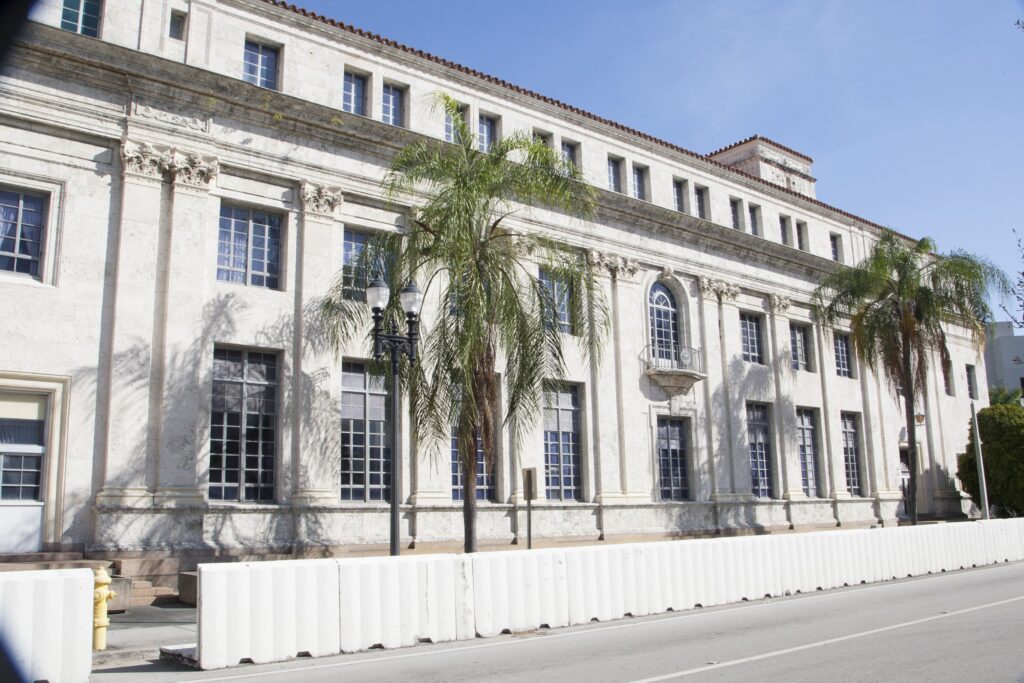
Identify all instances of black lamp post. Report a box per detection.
[366,278,422,556]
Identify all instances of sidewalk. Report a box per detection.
[93,603,197,668]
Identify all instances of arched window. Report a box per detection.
[649,283,680,365]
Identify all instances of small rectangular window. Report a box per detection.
[966,364,978,400]
[532,130,552,147]
[168,10,187,40]
[607,157,622,193]
[539,268,573,334]
[342,71,367,116]
[748,204,761,237]
[790,222,806,250]
[242,40,279,90]
[747,402,772,498]
[790,324,810,371]
[342,229,371,301]
[796,408,819,497]
[694,186,708,220]
[217,204,282,289]
[382,84,405,127]
[210,348,278,502]
[0,187,47,279]
[544,384,581,501]
[632,165,647,201]
[0,395,46,502]
[841,413,862,497]
[444,104,468,144]
[560,140,578,168]
[478,114,498,152]
[834,333,853,377]
[779,215,791,245]
[740,313,764,364]
[730,198,743,230]
[830,233,843,262]
[796,221,808,251]
[672,179,688,213]
[61,0,101,37]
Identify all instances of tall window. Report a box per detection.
[830,233,843,262]
[539,268,573,334]
[730,198,742,230]
[445,104,468,143]
[0,396,46,501]
[632,165,647,200]
[168,10,187,40]
[657,417,689,501]
[673,179,687,213]
[796,408,818,497]
[382,84,404,127]
[740,313,764,364]
[342,229,370,301]
[451,429,495,501]
[478,114,498,152]
[779,215,791,246]
[649,283,680,364]
[560,141,578,168]
[790,324,810,371]
[242,40,279,90]
[694,186,708,220]
[941,357,954,396]
[747,403,772,498]
[966,364,978,400]
[544,384,581,501]
[748,205,761,237]
[217,205,281,289]
[341,361,391,501]
[834,333,852,377]
[342,71,367,116]
[795,221,807,251]
[0,188,46,279]
[210,348,277,502]
[841,413,862,496]
[607,157,622,193]
[61,0,101,37]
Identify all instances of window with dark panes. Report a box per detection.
[340,361,391,501]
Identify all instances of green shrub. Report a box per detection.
[958,403,1024,517]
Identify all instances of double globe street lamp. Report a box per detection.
[365,278,422,556]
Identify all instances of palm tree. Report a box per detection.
[320,95,606,553]
[813,230,1007,524]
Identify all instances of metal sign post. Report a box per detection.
[523,468,537,550]
[971,402,990,520]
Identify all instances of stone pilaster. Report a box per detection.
[291,181,345,506]
[814,324,844,501]
[768,295,803,501]
[97,140,171,507]
[153,149,220,507]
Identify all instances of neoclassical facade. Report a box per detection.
[0,0,986,566]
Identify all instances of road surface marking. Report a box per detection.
[625,594,1024,682]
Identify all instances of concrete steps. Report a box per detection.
[130,579,178,607]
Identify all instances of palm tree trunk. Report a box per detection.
[462,454,477,554]
[901,336,919,525]
[463,341,498,554]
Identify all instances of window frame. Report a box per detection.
[740,312,765,365]
[730,197,743,230]
[834,332,854,378]
[747,402,773,499]
[478,113,499,152]
[543,383,583,502]
[795,221,808,251]
[830,233,843,263]
[966,364,978,400]
[795,408,819,497]
[631,164,648,201]
[168,10,187,40]
[539,268,574,335]
[560,140,579,169]
[779,214,792,246]
[342,70,368,117]
[607,156,623,193]
[381,82,406,127]
[216,203,284,290]
[789,323,811,372]
[840,412,862,497]
[0,186,49,281]
[672,178,688,214]
[340,360,392,502]
[748,204,761,237]
[242,38,280,91]
[656,416,690,501]
[450,429,497,502]
[60,0,102,37]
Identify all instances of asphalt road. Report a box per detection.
[93,561,1024,683]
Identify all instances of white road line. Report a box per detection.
[625,595,1024,683]
[192,562,1024,682]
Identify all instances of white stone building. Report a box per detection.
[984,322,1024,395]
[0,0,987,577]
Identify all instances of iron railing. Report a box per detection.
[643,343,703,373]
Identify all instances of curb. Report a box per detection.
[92,646,161,667]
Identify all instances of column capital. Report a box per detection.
[698,277,740,302]
[166,149,219,189]
[121,139,171,182]
[587,249,639,282]
[768,294,791,314]
[301,181,343,218]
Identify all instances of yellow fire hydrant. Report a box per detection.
[93,566,116,651]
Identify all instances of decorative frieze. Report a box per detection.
[301,182,343,218]
[132,96,210,133]
[121,140,170,180]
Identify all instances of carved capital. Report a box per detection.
[769,294,791,314]
[121,140,170,180]
[167,150,219,188]
[301,182,343,218]
[698,276,718,299]
[716,280,740,303]
[588,250,639,281]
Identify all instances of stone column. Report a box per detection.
[97,140,169,507]
[716,281,754,498]
[814,324,844,501]
[291,182,345,506]
[153,150,219,507]
[767,295,802,501]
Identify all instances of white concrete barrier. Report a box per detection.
[0,568,92,683]
[195,520,1024,670]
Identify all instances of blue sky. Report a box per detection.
[301,0,1023,314]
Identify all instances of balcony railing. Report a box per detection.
[643,344,703,374]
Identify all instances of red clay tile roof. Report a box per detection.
[259,0,911,240]
[708,134,814,164]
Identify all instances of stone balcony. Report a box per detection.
[642,344,706,397]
